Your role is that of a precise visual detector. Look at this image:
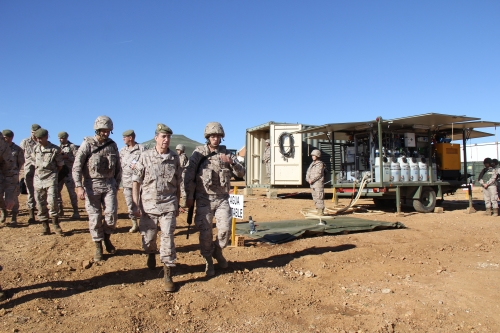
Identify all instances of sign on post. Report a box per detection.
[229,194,244,219]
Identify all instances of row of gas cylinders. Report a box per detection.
[374,157,438,183]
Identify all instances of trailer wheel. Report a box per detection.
[413,187,436,213]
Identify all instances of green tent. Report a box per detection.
[141,134,203,155]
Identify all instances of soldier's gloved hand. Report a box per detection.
[186,199,194,208]
[77,187,86,200]
[132,207,141,218]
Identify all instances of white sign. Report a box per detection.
[229,194,244,219]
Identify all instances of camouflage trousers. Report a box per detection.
[84,182,118,241]
[194,195,232,257]
[24,166,36,210]
[35,182,59,221]
[58,174,78,210]
[483,185,498,209]
[0,179,19,213]
[122,187,136,219]
[265,161,271,178]
[140,211,177,266]
[310,183,325,209]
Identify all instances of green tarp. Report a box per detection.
[236,217,405,244]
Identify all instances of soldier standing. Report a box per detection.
[176,144,188,207]
[1,130,24,225]
[73,116,121,261]
[120,129,145,233]
[479,157,498,216]
[262,139,271,182]
[184,122,245,277]
[32,128,65,235]
[305,149,325,216]
[57,131,80,219]
[19,124,41,223]
[132,124,182,292]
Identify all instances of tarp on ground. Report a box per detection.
[235,217,405,244]
[141,134,203,155]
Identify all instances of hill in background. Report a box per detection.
[141,134,203,155]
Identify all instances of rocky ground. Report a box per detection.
[0,183,499,333]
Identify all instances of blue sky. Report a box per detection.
[1,1,499,150]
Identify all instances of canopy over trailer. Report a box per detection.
[294,113,500,213]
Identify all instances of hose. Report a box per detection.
[278,132,295,159]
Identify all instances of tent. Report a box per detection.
[141,134,203,155]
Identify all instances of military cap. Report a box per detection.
[2,129,14,137]
[156,123,173,135]
[122,129,135,137]
[34,128,48,138]
[31,124,41,131]
[58,131,69,138]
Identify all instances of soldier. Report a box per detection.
[132,124,182,292]
[19,124,41,223]
[0,131,15,225]
[478,157,498,216]
[306,149,325,216]
[184,122,245,277]
[120,129,145,232]
[1,130,24,225]
[32,128,65,235]
[176,144,188,207]
[73,116,121,261]
[262,139,271,182]
[57,131,80,219]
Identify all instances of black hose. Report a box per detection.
[278,132,295,158]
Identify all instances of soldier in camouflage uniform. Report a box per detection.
[176,144,188,207]
[20,124,41,223]
[120,129,145,233]
[184,122,245,277]
[32,129,65,235]
[73,116,121,261]
[1,130,24,225]
[132,124,182,292]
[0,133,15,301]
[305,149,325,216]
[479,157,498,216]
[57,131,80,219]
[262,139,271,182]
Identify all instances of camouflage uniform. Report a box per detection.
[120,142,145,220]
[58,138,79,214]
[306,155,325,212]
[263,141,271,179]
[3,141,24,215]
[184,144,245,257]
[19,135,38,211]
[176,145,188,205]
[33,140,64,223]
[73,136,121,241]
[0,133,15,215]
[133,147,182,266]
[479,165,498,212]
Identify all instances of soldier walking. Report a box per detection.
[32,128,65,235]
[57,131,80,219]
[73,116,121,261]
[120,129,145,232]
[176,144,188,207]
[19,124,41,223]
[1,130,24,225]
[132,124,182,292]
[306,149,325,216]
[184,122,245,277]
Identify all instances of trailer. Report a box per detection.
[293,113,500,213]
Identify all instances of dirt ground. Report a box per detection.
[0,183,499,333]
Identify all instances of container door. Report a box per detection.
[270,124,303,185]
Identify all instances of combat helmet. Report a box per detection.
[204,122,225,139]
[311,149,321,157]
[484,157,492,165]
[94,116,114,131]
[176,144,185,151]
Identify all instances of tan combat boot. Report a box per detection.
[40,221,51,235]
[484,208,492,216]
[94,242,104,261]
[103,233,116,254]
[163,265,176,292]
[204,256,215,277]
[213,245,228,268]
[52,217,64,236]
[493,208,498,217]
[317,208,325,216]
[129,218,139,233]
